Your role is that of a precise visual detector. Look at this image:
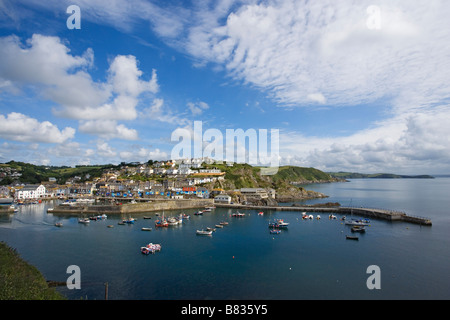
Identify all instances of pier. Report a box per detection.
[49,199,214,215]
[215,203,432,226]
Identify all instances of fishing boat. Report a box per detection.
[141,227,152,231]
[107,225,114,228]
[351,226,366,233]
[141,243,161,254]
[219,221,228,226]
[78,218,90,224]
[54,222,63,227]
[167,217,179,226]
[143,216,152,219]
[345,219,369,226]
[125,219,135,224]
[232,212,245,217]
[346,235,359,241]
[203,208,212,212]
[196,229,213,236]
[194,211,204,215]
[155,211,169,227]
[207,227,216,232]
[258,211,264,215]
[155,219,169,227]
[215,224,223,228]
[182,213,190,219]
[269,219,289,228]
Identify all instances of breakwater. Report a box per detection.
[215,203,432,226]
[49,199,214,215]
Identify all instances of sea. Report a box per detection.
[1,178,449,301]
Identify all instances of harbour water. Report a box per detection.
[1,178,449,300]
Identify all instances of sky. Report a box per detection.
[1,0,450,174]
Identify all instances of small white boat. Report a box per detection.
[345,219,369,226]
[141,227,152,231]
[78,218,90,224]
[196,229,213,236]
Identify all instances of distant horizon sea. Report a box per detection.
[1,178,449,302]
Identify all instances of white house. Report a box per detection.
[16,184,46,200]
[214,194,231,204]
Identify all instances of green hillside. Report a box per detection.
[0,242,65,300]
[328,171,434,179]
[0,161,111,185]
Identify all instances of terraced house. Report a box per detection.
[15,184,46,200]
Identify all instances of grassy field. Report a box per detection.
[0,242,65,300]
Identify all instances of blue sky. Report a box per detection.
[1,0,450,174]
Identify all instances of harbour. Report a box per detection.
[0,178,449,300]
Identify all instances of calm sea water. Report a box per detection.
[1,178,449,300]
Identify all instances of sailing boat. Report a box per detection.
[345,199,369,227]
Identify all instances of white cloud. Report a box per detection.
[0,112,75,143]
[141,98,191,126]
[96,141,117,158]
[0,34,160,138]
[187,101,210,115]
[78,120,139,140]
[279,106,450,174]
[119,147,168,162]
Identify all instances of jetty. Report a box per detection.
[48,199,214,215]
[215,203,432,226]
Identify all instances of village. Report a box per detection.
[0,157,277,207]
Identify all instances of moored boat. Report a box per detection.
[141,243,161,254]
[345,219,369,226]
[141,227,152,231]
[351,226,366,233]
[270,229,281,234]
[346,235,359,240]
[155,219,168,227]
[196,229,213,235]
[269,219,289,228]
[232,212,245,217]
[78,218,90,224]
[54,222,63,227]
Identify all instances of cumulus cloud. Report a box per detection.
[187,101,210,115]
[0,112,75,143]
[78,120,139,140]
[0,34,159,139]
[119,147,168,162]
